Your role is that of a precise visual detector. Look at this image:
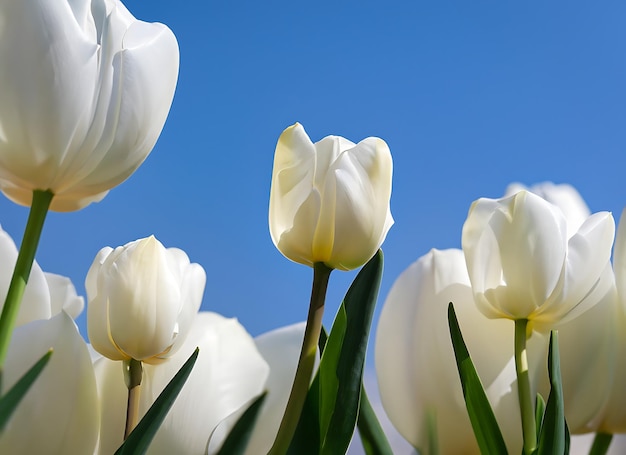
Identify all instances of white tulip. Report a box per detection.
[462,190,614,330]
[87,235,206,363]
[95,312,269,455]
[0,0,179,211]
[375,248,545,454]
[269,123,393,271]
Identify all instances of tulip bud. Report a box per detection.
[0,0,179,211]
[86,235,206,363]
[461,190,614,330]
[269,123,393,271]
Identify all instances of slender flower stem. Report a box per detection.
[268,262,332,455]
[514,319,536,455]
[589,432,613,455]
[0,190,53,371]
[124,358,143,439]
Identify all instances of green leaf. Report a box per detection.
[115,348,199,455]
[287,372,321,455]
[535,394,546,438]
[356,384,393,455]
[447,303,508,455]
[589,432,613,455]
[537,331,566,455]
[318,250,384,455]
[216,392,267,455]
[0,349,52,432]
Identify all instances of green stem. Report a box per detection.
[515,319,536,454]
[268,262,332,455]
[124,358,143,439]
[589,432,613,455]
[0,190,53,370]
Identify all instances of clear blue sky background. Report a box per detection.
[1,1,625,395]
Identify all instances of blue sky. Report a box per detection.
[1,1,625,432]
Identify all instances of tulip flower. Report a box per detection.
[94,312,269,454]
[87,235,206,363]
[461,190,614,330]
[269,122,393,271]
[0,0,179,212]
[375,248,545,454]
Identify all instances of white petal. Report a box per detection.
[0,0,98,192]
[45,272,84,319]
[505,182,591,237]
[269,123,318,265]
[0,226,51,325]
[540,211,615,324]
[316,137,393,270]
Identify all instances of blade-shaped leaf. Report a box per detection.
[537,331,566,455]
[216,392,267,455]
[287,372,321,455]
[115,348,199,455]
[0,349,52,432]
[535,394,546,439]
[357,384,393,455]
[447,303,508,455]
[318,250,383,454]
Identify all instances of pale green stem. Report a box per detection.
[515,319,536,454]
[426,409,439,455]
[589,432,613,455]
[0,190,53,372]
[124,358,143,439]
[268,262,332,455]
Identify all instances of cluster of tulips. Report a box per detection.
[1,1,625,455]
[377,182,626,455]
